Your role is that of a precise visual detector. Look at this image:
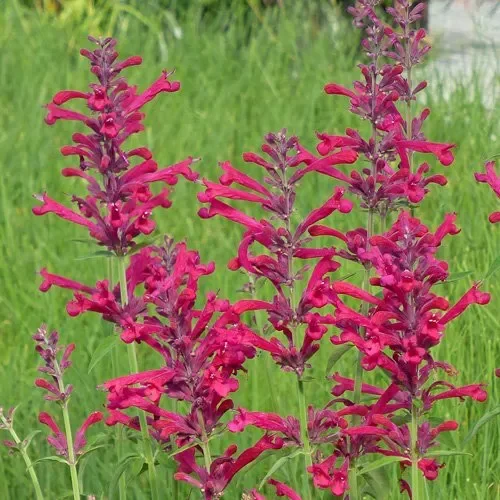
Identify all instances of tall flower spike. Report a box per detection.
[99,240,278,498]
[199,130,356,376]
[329,212,489,491]
[33,36,198,255]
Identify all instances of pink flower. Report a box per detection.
[268,479,302,500]
[475,161,500,223]
[308,455,349,497]
[35,37,197,255]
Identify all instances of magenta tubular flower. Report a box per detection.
[95,239,283,498]
[199,130,356,377]
[328,212,489,482]
[475,161,500,223]
[318,3,453,216]
[33,36,197,255]
[173,435,283,499]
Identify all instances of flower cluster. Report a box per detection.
[329,212,489,479]
[320,0,452,216]
[18,3,493,499]
[33,36,197,255]
[199,130,357,377]
[99,240,287,499]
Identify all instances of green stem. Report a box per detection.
[296,378,313,500]
[52,357,80,500]
[349,208,374,500]
[119,257,160,500]
[411,403,421,500]
[108,259,127,500]
[198,411,212,473]
[60,402,80,500]
[248,274,279,413]
[1,417,44,500]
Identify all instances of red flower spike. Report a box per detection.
[34,37,197,255]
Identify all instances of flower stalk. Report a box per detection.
[297,377,313,500]
[0,410,44,500]
[119,257,160,500]
[411,403,421,500]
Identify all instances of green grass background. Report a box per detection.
[0,1,498,498]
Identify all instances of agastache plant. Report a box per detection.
[100,239,287,499]
[33,36,197,499]
[198,1,491,499]
[198,130,359,498]
[34,325,103,500]
[15,2,493,499]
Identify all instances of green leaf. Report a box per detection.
[425,450,472,458]
[108,454,142,499]
[358,456,407,476]
[390,412,412,426]
[22,430,41,449]
[362,468,392,500]
[88,335,120,373]
[258,449,304,489]
[484,256,500,281]
[76,444,107,461]
[326,344,353,374]
[168,439,201,458]
[435,271,473,285]
[76,250,114,261]
[70,238,93,245]
[30,455,69,469]
[463,405,500,447]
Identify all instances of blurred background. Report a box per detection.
[0,0,498,498]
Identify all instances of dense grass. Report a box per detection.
[0,1,498,499]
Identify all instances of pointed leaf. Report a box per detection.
[30,455,69,469]
[435,271,473,285]
[88,335,120,373]
[108,454,142,499]
[463,405,500,447]
[76,444,107,462]
[484,256,500,281]
[168,439,201,458]
[258,449,304,489]
[358,456,407,476]
[425,450,472,458]
[326,344,353,374]
[76,250,114,261]
[22,430,41,449]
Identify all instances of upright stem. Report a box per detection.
[283,183,312,500]
[119,257,160,500]
[296,377,313,500]
[349,48,380,495]
[61,403,80,500]
[198,411,212,473]
[53,361,80,500]
[411,403,421,500]
[349,208,374,500]
[1,417,44,500]
[109,259,127,500]
[249,275,279,413]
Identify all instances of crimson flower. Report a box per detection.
[33,36,197,255]
[475,161,499,223]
